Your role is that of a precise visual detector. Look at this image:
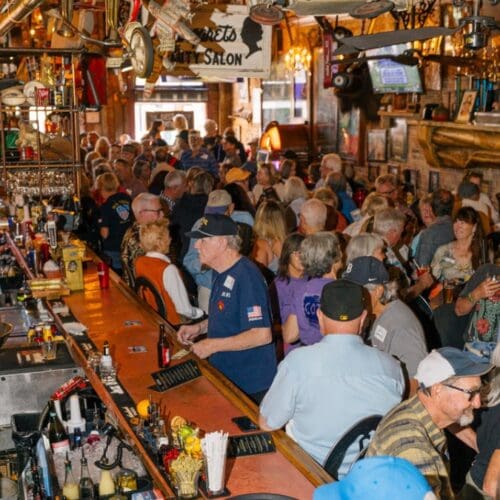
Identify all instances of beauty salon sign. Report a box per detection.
[168,5,272,78]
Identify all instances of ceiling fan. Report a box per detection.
[332,0,499,54]
[249,0,405,26]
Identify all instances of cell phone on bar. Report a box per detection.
[232,416,259,432]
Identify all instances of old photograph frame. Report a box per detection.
[455,90,477,123]
[367,129,387,162]
[389,118,408,162]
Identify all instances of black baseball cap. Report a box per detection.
[185,214,238,239]
[320,280,366,322]
[343,256,389,286]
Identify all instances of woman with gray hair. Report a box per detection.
[282,232,342,349]
[346,232,386,263]
[463,343,500,499]
[343,256,428,382]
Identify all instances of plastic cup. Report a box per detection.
[97,262,110,289]
[42,341,57,360]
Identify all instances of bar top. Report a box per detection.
[62,257,330,498]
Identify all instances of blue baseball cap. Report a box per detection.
[415,347,492,388]
[313,457,433,500]
[343,256,389,286]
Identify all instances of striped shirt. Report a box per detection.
[366,394,455,499]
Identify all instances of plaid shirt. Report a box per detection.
[120,222,144,288]
[366,394,455,500]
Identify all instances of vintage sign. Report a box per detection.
[168,5,272,79]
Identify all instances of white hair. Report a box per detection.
[321,153,342,173]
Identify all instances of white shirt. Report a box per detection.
[145,252,204,320]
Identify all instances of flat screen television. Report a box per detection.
[366,43,423,94]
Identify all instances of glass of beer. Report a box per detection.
[443,280,455,304]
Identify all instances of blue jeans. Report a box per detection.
[103,250,122,271]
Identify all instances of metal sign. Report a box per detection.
[168,5,272,79]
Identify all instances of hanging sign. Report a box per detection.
[168,5,272,78]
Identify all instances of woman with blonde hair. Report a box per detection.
[252,200,287,274]
[343,192,389,237]
[136,219,204,325]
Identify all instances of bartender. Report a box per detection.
[177,214,277,403]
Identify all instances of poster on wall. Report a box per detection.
[338,108,360,160]
[169,5,272,78]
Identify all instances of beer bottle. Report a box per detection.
[157,324,170,369]
[79,451,95,499]
[48,400,70,455]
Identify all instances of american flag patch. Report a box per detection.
[247,306,263,321]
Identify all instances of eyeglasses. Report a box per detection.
[442,383,482,401]
[141,208,163,214]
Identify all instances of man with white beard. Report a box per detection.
[366,348,492,500]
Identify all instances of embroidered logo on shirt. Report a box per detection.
[247,306,262,321]
[224,275,235,290]
[373,325,388,343]
[217,300,225,311]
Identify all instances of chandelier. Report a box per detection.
[284,43,312,73]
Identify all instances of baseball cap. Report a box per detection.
[343,256,389,286]
[415,347,492,388]
[226,167,251,184]
[185,214,238,239]
[320,280,366,322]
[204,190,232,215]
[313,457,433,500]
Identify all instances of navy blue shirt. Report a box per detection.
[208,256,277,395]
[98,192,133,252]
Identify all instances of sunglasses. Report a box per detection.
[442,383,482,401]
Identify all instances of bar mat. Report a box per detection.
[151,359,201,392]
[227,433,275,457]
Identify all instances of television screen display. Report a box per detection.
[366,43,423,94]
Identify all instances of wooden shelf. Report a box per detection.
[378,110,420,119]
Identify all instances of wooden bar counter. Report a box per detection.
[58,254,331,498]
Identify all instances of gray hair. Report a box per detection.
[164,170,187,188]
[346,233,385,263]
[300,198,327,231]
[364,281,399,305]
[131,192,160,217]
[373,208,406,236]
[321,153,342,172]
[283,176,309,204]
[224,234,242,252]
[300,232,341,278]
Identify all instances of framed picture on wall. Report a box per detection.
[404,168,419,191]
[368,164,380,182]
[367,129,387,162]
[428,171,440,192]
[455,90,477,123]
[338,108,360,160]
[256,149,270,163]
[389,118,408,161]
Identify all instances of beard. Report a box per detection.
[458,410,474,427]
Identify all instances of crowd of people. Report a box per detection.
[76,116,500,500]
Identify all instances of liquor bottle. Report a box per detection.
[79,451,95,499]
[62,454,79,500]
[157,324,170,369]
[99,340,113,379]
[48,400,70,455]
